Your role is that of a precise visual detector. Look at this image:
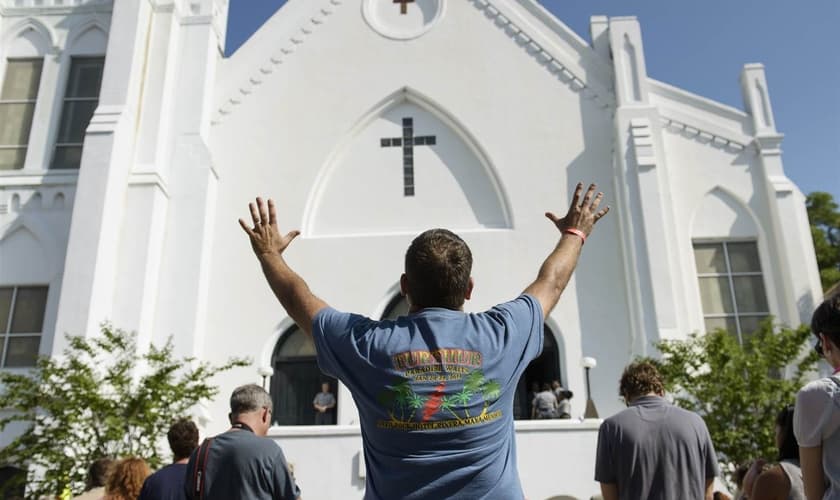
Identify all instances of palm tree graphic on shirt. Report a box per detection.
[378,369,501,424]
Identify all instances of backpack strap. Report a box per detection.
[191,437,214,499]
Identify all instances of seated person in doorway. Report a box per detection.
[531,383,559,419]
[313,382,337,425]
[240,182,609,499]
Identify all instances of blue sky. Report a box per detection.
[225,1,839,203]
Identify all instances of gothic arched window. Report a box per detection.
[270,325,337,425]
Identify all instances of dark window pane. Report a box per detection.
[694,243,727,274]
[0,148,26,170]
[728,242,762,273]
[9,286,47,333]
[52,145,83,170]
[4,336,40,367]
[65,57,104,98]
[704,316,738,335]
[55,100,98,144]
[402,117,412,126]
[0,288,12,333]
[698,277,734,314]
[392,138,401,146]
[0,102,36,146]
[426,136,435,145]
[733,276,769,313]
[1,59,43,100]
[414,137,425,145]
[381,138,390,147]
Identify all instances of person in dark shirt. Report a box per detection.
[139,418,198,500]
[184,384,300,500]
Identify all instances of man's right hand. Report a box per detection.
[545,182,609,239]
[238,197,301,260]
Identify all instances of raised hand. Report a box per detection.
[238,197,300,258]
[545,182,610,239]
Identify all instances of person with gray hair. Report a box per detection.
[184,384,300,499]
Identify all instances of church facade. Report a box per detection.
[0,0,823,497]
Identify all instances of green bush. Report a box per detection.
[0,324,249,498]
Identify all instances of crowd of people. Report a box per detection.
[56,182,840,499]
[528,380,574,419]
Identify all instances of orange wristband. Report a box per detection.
[563,228,586,245]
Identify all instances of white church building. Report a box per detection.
[0,0,824,497]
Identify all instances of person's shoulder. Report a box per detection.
[797,376,840,406]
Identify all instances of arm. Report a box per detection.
[800,446,825,500]
[523,183,610,318]
[705,478,714,500]
[600,483,619,500]
[239,198,328,335]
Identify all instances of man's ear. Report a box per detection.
[465,277,474,301]
[400,273,409,299]
[228,413,234,425]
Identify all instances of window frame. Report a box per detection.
[0,57,44,170]
[50,55,105,170]
[693,239,770,344]
[0,285,48,368]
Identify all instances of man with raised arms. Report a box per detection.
[240,182,609,499]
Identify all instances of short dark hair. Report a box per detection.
[167,418,199,461]
[776,405,799,461]
[86,457,114,490]
[813,293,840,351]
[404,229,472,310]
[619,361,665,401]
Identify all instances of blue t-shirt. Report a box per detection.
[139,462,187,500]
[312,294,543,500]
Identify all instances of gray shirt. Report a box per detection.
[314,391,336,408]
[184,429,300,499]
[794,376,840,500]
[594,395,719,500]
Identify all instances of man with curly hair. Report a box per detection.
[594,361,719,500]
[139,419,198,500]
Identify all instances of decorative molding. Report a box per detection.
[468,0,614,109]
[629,118,656,168]
[211,0,346,125]
[0,0,111,16]
[661,117,746,153]
[0,171,79,187]
[128,171,171,197]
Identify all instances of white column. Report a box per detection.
[608,17,688,352]
[52,0,153,349]
[740,64,823,324]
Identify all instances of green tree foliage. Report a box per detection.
[653,321,819,480]
[0,324,249,498]
[807,191,840,291]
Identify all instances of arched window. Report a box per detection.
[514,325,563,419]
[380,294,563,419]
[269,325,337,425]
[382,294,409,319]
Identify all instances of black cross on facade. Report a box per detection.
[380,117,436,197]
[393,0,414,15]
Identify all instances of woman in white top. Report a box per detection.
[794,294,840,500]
